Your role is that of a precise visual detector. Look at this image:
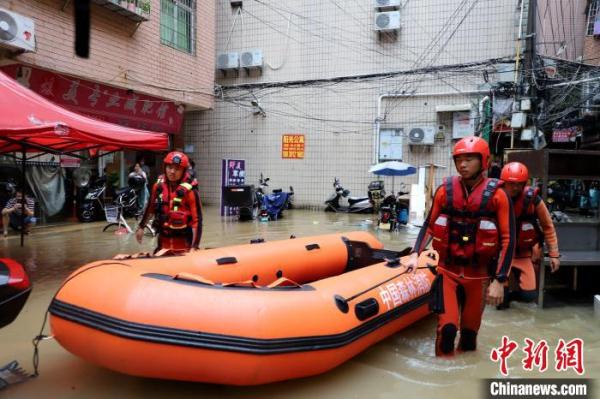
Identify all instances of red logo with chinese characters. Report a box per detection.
[491,336,584,376]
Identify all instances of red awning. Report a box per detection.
[0,70,169,155]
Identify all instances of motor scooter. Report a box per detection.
[324,178,373,213]
[77,175,107,222]
[377,185,409,231]
[256,174,294,221]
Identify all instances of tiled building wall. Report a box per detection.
[584,37,600,65]
[186,0,521,207]
[536,0,586,62]
[1,0,215,109]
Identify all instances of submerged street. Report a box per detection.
[1,207,598,399]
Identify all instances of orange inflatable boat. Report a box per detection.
[49,232,437,385]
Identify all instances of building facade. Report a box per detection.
[185,0,523,209]
[1,0,214,109]
[0,0,214,220]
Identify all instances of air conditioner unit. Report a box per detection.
[0,8,36,53]
[374,11,401,32]
[216,52,239,71]
[408,126,435,145]
[375,0,401,11]
[240,49,263,69]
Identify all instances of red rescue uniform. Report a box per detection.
[140,174,203,252]
[413,175,515,356]
[508,186,559,298]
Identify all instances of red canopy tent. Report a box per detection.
[0,70,170,245]
[0,70,169,154]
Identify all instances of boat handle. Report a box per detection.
[216,257,238,265]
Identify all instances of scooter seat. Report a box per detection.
[348,196,368,205]
[272,188,283,193]
[115,187,132,196]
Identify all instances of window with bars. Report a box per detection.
[587,0,600,36]
[160,0,196,54]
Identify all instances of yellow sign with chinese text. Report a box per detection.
[282,134,305,159]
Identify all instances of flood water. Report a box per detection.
[1,207,599,398]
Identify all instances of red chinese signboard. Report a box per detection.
[282,134,305,159]
[1,64,184,134]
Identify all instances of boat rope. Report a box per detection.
[30,261,133,377]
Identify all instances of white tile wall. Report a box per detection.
[185,0,522,206]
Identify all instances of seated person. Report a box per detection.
[2,189,36,237]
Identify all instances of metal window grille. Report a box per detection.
[160,0,196,54]
[587,0,599,36]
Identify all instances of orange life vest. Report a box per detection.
[431,176,501,270]
[153,173,198,235]
[513,186,542,252]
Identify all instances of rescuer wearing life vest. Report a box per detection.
[136,151,203,252]
[497,162,560,309]
[405,136,516,356]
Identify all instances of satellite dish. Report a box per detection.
[73,168,92,188]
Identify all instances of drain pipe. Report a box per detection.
[373,89,489,163]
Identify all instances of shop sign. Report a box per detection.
[221,159,246,216]
[282,134,305,159]
[1,64,184,134]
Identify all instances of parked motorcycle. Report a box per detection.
[256,174,294,221]
[377,185,410,231]
[78,175,142,222]
[115,175,144,218]
[324,177,373,213]
[77,175,107,222]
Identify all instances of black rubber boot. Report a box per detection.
[458,329,478,352]
[436,324,458,356]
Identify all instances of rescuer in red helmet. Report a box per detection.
[405,136,515,356]
[497,162,560,309]
[136,151,203,252]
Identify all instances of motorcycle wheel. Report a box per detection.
[78,208,95,222]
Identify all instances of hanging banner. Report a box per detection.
[220,159,246,216]
[282,134,305,159]
[1,64,185,134]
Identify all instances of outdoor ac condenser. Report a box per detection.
[216,52,240,71]
[375,0,401,11]
[240,50,263,69]
[408,127,435,145]
[374,11,401,31]
[0,7,35,53]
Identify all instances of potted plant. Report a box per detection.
[140,0,151,17]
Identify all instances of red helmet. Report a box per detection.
[452,136,491,169]
[163,151,189,169]
[500,162,529,183]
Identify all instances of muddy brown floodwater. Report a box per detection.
[1,207,598,398]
